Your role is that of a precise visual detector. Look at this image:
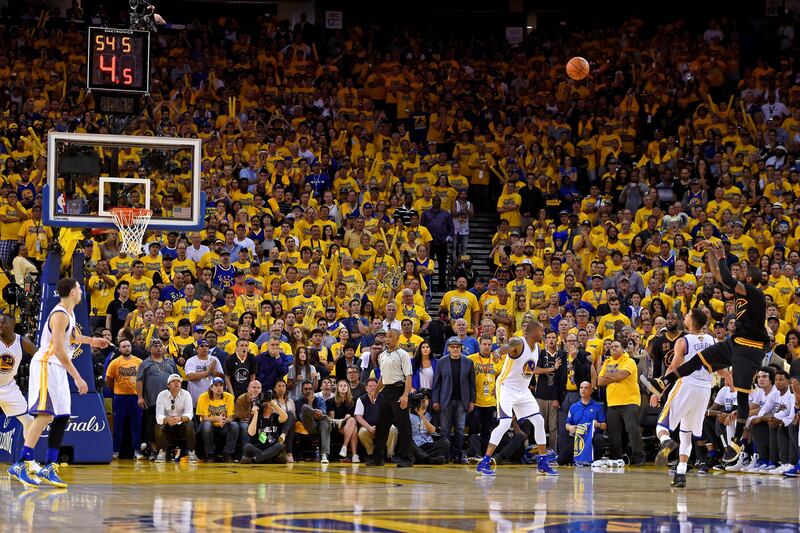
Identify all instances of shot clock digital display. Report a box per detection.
[86,27,150,94]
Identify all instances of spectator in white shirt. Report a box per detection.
[155,374,197,463]
[185,339,224,405]
[186,232,210,263]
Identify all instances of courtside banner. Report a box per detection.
[0,394,112,463]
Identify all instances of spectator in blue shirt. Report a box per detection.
[558,381,607,466]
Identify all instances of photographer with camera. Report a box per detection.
[409,389,447,464]
[241,390,288,464]
[235,379,264,448]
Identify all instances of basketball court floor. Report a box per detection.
[1,462,798,532]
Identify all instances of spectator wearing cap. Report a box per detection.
[432,336,476,463]
[197,377,239,462]
[185,337,225,406]
[154,373,197,463]
[136,337,179,460]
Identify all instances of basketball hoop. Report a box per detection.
[110,207,152,256]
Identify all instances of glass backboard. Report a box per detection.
[44,132,205,231]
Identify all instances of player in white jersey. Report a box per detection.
[477,319,558,476]
[0,314,36,429]
[8,278,109,489]
[651,309,726,488]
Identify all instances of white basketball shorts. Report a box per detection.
[28,361,71,417]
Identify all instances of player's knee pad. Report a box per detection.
[679,430,693,457]
[48,415,69,446]
[489,417,512,446]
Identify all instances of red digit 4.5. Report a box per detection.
[99,54,118,83]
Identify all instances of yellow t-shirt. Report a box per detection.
[105,355,143,395]
[87,274,117,315]
[600,354,640,407]
[467,353,505,407]
[440,289,480,329]
[196,392,235,427]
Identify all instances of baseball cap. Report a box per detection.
[150,338,163,347]
[544,247,553,254]
[246,277,257,284]
[167,373,182,384]
[488,278,499,285]
[447,336,463,347]
[773,202,783,209]
[325,306,337,312]
[211,377,224,386]
[214,238,224,244]
[768,315,780,321]
[220,249,230,255]
[250,261,260,268]
[363,202,373,209]
[194,325,206,333]
[148,241,161,249]
[592,274,603,280]
[197,339,209,347]
[375,329,387,336]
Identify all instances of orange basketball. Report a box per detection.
[566,56,590,80]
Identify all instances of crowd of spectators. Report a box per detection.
[1,5,800,467]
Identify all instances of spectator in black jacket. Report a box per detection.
[556,332,595,453]
[519,174,543,230]
[534,330,567,452]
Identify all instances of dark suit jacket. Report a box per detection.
[432,355,476,408]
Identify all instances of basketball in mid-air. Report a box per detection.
[566,56,590,80]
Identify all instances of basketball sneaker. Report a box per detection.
[696,461,710,475]
[476,457,496,476]
[670,473,686,488]
[782,462,800,477]
[722,439,743,465]
[188,451,198,464]
[155,451,166,463]
[7,462,40,488]
[537,455,558,476]
[655,439,677,467]
[37,464,67,488]
[724,452,749,472]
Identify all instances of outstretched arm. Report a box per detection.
[703,241,745,295]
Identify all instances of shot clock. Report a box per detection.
[86,27,150,94]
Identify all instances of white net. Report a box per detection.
[110,208,152,256]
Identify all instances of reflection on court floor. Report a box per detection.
[1,463,799,532]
